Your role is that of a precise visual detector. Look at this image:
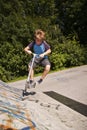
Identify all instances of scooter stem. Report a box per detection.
[27,54,36,82]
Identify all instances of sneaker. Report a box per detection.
[31,79,43,88]
[26,80,35,88]
[37,79,43,84]
[30,80,34,84]
[31,81,36,88]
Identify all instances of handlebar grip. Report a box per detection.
[32,53,39,57]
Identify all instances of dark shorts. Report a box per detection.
[28,58,51,68]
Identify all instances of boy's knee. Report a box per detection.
[45,65,51,71]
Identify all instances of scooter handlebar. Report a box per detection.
[32,53,40,58]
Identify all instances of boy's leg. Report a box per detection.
[41,65,50,80]
[37,59,51,84]
[29,68,34,81]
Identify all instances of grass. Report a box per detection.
[7,67,67,83]
[7,65,82,83]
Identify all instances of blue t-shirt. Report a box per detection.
[28,41,50,59]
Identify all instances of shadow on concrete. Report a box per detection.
[44,91,87,117]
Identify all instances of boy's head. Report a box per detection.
[34,29,45,41]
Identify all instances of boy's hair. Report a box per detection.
[34,29,45,40]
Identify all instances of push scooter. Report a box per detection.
[22,53,36,96]
[22,53,42,97]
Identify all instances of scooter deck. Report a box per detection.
[22,90,37,101]
[22,80,37,100]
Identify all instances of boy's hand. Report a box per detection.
[27,50,32,55]
[40,53,45,58]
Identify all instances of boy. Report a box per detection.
[24,29,51,86]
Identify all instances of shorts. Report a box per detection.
[28,58,51,69]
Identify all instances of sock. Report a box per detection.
[38,79,43,84]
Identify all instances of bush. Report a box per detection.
[0,42,30,81]
[50,38,85,70]
[0,66,12,82]
[50,52,67,70]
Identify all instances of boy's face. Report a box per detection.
[35,34,43,44]
[35,30,45,44]
[35,37,42,44]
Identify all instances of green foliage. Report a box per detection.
[55,0,87,44]
[0,65,11,82]
[0,0,87,82]
[50,37,85,70]
[50,52,67,70]
[0,42,29,81]
[62,39,85,67]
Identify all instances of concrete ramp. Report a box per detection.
[0,80,36,130]
[0,65,87,130]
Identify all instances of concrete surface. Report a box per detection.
[7,65,87,130]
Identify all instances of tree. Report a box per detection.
[55,0,87,44]
[0,0,86,81]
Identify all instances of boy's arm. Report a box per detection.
[43,41,51,56]
[43,48,51,56]
[40,48,51,58]
[24,46,32,55]
[40,41,51,57]
[24,42,34,55]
